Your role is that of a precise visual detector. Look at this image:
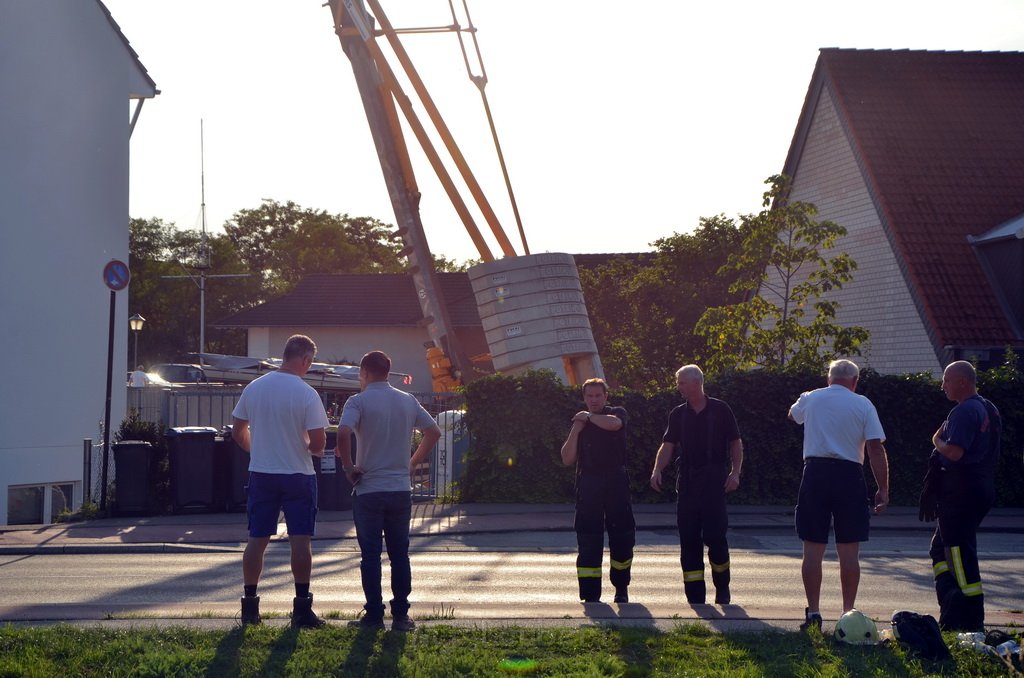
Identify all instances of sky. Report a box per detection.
[105,0,1024,264]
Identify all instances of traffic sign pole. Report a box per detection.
[100,260,130,513]
[100,289,116,512]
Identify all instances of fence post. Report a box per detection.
[82,438,93,503]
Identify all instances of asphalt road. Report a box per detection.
[2,529,1022,630]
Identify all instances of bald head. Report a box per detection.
[945,360,976,385]
[941,360,978,403]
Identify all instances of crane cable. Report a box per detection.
[447,0,530,255]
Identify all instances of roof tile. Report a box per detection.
[817,48,1024,346]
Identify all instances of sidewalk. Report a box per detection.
[1,504,1021,555]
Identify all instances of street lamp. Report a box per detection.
[128,314,146,369]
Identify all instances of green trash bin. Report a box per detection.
[113,440,155,516]
[165,427,218,513]
[315,430,354,511]
[219,426,249,513]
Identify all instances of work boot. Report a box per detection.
[391,614,417,632]
[348,610,385,630]
[684,581,706,605]
[799,608,823,632]
[613,587,629,604]
[291,594,326,629]
[240,595,262,626]
[715,587,731,605]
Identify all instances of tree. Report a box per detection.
[224,199,405,294]
[128,218,261,366]
[432,254,482,272]
[578,216,744,391]
[695,175,869,373]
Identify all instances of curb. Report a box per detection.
[3,522,1019,556]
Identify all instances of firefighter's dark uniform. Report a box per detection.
[662,398,740,604]
[574,405,635,602]
[930,394,1001,631]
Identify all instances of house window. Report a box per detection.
[7,483,75,525]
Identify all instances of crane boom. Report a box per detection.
[330,0,473,383]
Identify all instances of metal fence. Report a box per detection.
[128,385,245,429]
[409,393,467,503]
[125,387,467,503]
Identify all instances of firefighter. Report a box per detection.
[560,378,635,604]
[650,365,743,605]
[925,360,1002,631]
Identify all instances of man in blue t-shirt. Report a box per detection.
[929,360,1002,631]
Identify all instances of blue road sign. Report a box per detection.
[103,259,131,291]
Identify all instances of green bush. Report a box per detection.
[463,362,1023,507]
[461,371,577,502]
[113,409,170,513]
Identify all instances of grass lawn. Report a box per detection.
[0,623,1018,677]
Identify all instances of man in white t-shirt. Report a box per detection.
[231,334,329,628]
[788,359,889,632]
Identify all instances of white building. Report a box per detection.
[766,49,1024,375]
[0,1,156,524]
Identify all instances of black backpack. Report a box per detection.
[891,611,951,661]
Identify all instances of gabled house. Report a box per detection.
[776,48,1024,375]
[0,1,157,524]
[217,273,494,390]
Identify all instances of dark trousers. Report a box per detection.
[929,471,992,631]
[353,491,412,618]
[677,466,730,603]
[574,471,636,601]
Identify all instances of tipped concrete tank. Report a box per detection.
[467,253,603,384]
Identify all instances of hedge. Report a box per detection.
[461,365,1023,507]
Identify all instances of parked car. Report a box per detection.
[151,364,208,384]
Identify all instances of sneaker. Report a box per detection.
[348,611,385,630]
[291,595,326,629]
[391,614,416,632]
[240,595,262,626]
[800,608,823,632]
[715,588,731,605]
[613,589,629,604]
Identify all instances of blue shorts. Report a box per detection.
[247,471,318,538]
[795,457,869,544]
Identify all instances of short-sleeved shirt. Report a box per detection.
[662,397,740,470]
[340,381,437,495]
[789,384,884,464]
[939,395,1001,481]
[231,371,329,475]
[577,405,628,476]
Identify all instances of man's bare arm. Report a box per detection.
[650,442,675,492]
[866,439,889,513]
[232,417,251,452]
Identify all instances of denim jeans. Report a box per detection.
[352,491,413,617]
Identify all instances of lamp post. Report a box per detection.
[128,313,145,368]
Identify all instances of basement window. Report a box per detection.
[7,483,75,525]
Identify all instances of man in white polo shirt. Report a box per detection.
[788,359,889,632]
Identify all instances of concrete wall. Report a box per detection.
[0,1,155,524]
[764,84,941,376]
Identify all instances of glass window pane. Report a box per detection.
[8,486,44,525]
[50,484,73,521]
